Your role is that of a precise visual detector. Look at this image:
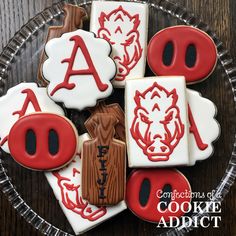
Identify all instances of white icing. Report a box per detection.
[0,83,64,153]
[43,29,116,110]
[90,1,149,88]
[125,76,189,167]
[187,89,220,165]
[125,77,220,167]
[45,133,127,235]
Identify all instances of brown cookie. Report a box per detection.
[82,113,126,206]
[38,4,87,86]
[86,101,126,142]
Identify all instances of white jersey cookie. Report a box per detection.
[45,133,127,235]
[90,1,148,87]
[43,29,116,110]
[0,83,64,153]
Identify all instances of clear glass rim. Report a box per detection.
[0,0,235,235]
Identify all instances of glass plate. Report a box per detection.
[0,0,236,235]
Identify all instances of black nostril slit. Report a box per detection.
[160,184,172,211]
[25,129,36,155]
[186,44,196,68]
[163,41,174,66]
[139,178,150,207]
[48,129,59,155]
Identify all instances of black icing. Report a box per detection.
[160,184,172,211]
[186,44,197,68]
[48,129,59,155]
[139,178,150,207]
[163,41,174,66]
[25,129,36,155]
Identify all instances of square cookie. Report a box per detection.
[90,1,149,87]
[125,76,189,167]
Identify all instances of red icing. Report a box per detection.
[53,155,107,221]
[0,136,8,146]
[13,89,42,118]
[188,104,208,150]
[147,26,217,83]
[98,6,142,81]
[130,82,184,161]
[126,169,191,222]
[8,113,77,170]
[50,35,109,96]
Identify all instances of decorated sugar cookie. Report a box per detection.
[45,134,127,235]
[125,77,220,167]
[8,113,78,171]
[86,101,126,142]
[90,1,149,87]
[0,83,64,154]
[187,89,220,165]
[125,76,189,167]
[43,29,116,110]
[38,4,87,86]
[126,168,191,223]
[82,113,126,205]
[147,26,217,84]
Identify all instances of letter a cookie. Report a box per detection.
[43,29,116,110]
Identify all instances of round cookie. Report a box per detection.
[42,29,116,110]
[147,25,217,84]
[8,113,78,171]
[126,168,191,223]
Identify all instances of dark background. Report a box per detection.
[0,0,236,235]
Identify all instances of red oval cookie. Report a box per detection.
[8,113,78,171]
[147,26,217,84]
[126,168,191,222]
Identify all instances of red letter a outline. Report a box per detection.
[13,89,42,118]
[188,104,208,150]
[50,35,109,96]
[0,89,42,146]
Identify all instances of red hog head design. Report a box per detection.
[98,6,143,81]
[130,82,185,161]
[53,157,106,221]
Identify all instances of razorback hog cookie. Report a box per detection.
[86,101,126,142]
[42,29,116,110]
[37,4,87,86]
[90,1,149,87]
[187,89,220,165]
[45,133,127,235]
[0,83,64,154]
[125,77,220,167]
[82,113,126,206]
[8,113,78,171]
[147,26,217,84]
[126,168,191,223]
[125,76,189,167]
